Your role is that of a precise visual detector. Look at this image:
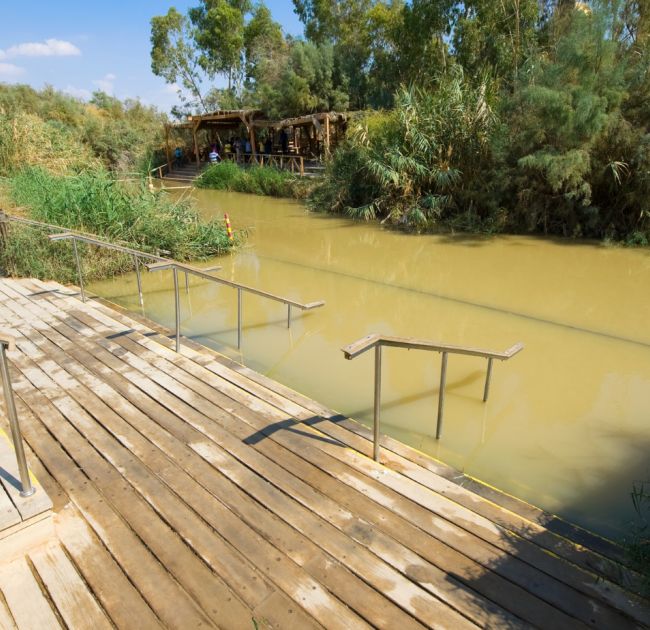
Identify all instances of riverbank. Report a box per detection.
[195,162,313,199]
[0,168,238,284]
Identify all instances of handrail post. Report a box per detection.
[71,237,86,302]
[0,343,35,497]
[185,271,190,294]
[237,288,243,349]
[435,352,448,439]
[133,255,144,307]
[287,304,292,329]
[172,268,181,352]
[373,344,382,461]
[483,357,493,402]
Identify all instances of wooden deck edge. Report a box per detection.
[0,511,54,562]
[87,293,629,566]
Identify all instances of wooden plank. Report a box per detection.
[252,591,324,630]
[2,282,636,624]
[0,477,21,531]
[0,286,484,623]
[0,556,62,630]
[1,340,261,630]
[92,335,648,627]
[0,513,54,563]
[0,353,219,629]
[54,505,164,630]
[29,543,112,630]
[11,310,536,630]
[0,429,52,521]
[20,330,425,628]
[161,335,635,582]
[0,590,17,630]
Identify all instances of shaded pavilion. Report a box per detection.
[164,109,263,167]
[164,109,353,167]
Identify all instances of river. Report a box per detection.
[89,188,650,540]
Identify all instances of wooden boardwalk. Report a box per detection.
[0,276,647,629]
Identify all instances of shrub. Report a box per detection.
[196,162,307,198]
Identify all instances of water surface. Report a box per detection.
[90,189,650,539]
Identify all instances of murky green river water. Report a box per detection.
[90,189,650,540]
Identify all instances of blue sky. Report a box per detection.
[0,1,304,111]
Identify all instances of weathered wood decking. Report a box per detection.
[0,276,647,629]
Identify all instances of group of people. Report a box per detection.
[172,128,292,169]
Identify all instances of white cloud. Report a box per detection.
[0,63,25,77]
[92,73,116,94]
[0,39,81,59]
[63,85,91,100]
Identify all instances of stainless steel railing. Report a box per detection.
[48,233,170,307]
[40,231,324,353]
[147,261,325,352]
[0,211,171,308]
[0,331,35,497]
[342,334,524,461]
[149,161,172,181]
[1,212,325,354]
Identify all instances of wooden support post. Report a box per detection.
[164,125,172,170]
[192,123,200,167]
[324,115,331,157]
[300,156,304,177]
[249,118,257,161]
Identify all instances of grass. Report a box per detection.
[0,167,239,284]
[195,161,310,199]
[626,480,650,596]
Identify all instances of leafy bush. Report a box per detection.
[196,161,308,198]
[310,71,498,230]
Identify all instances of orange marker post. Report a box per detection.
[224,213,234,242]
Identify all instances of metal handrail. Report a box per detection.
[48,233,172,308]
[147,261,325,351]
[0,331,35,497]
[0,212,174,308]
[342,334,524,461]
[4,217,325,351]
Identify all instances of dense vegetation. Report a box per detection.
[0,84,238,282]
[1,168,235,283]
[309,2,650,241]
[196,161,307,197]
[152,1,650,242]
[0,84,167,174]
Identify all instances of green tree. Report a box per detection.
[189,0,251,91]
[503,6,630,236]
[150,8,209,112]
[253,40,349,118]
[452,0,540,81]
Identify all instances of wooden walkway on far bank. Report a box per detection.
[0,276,647,629]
